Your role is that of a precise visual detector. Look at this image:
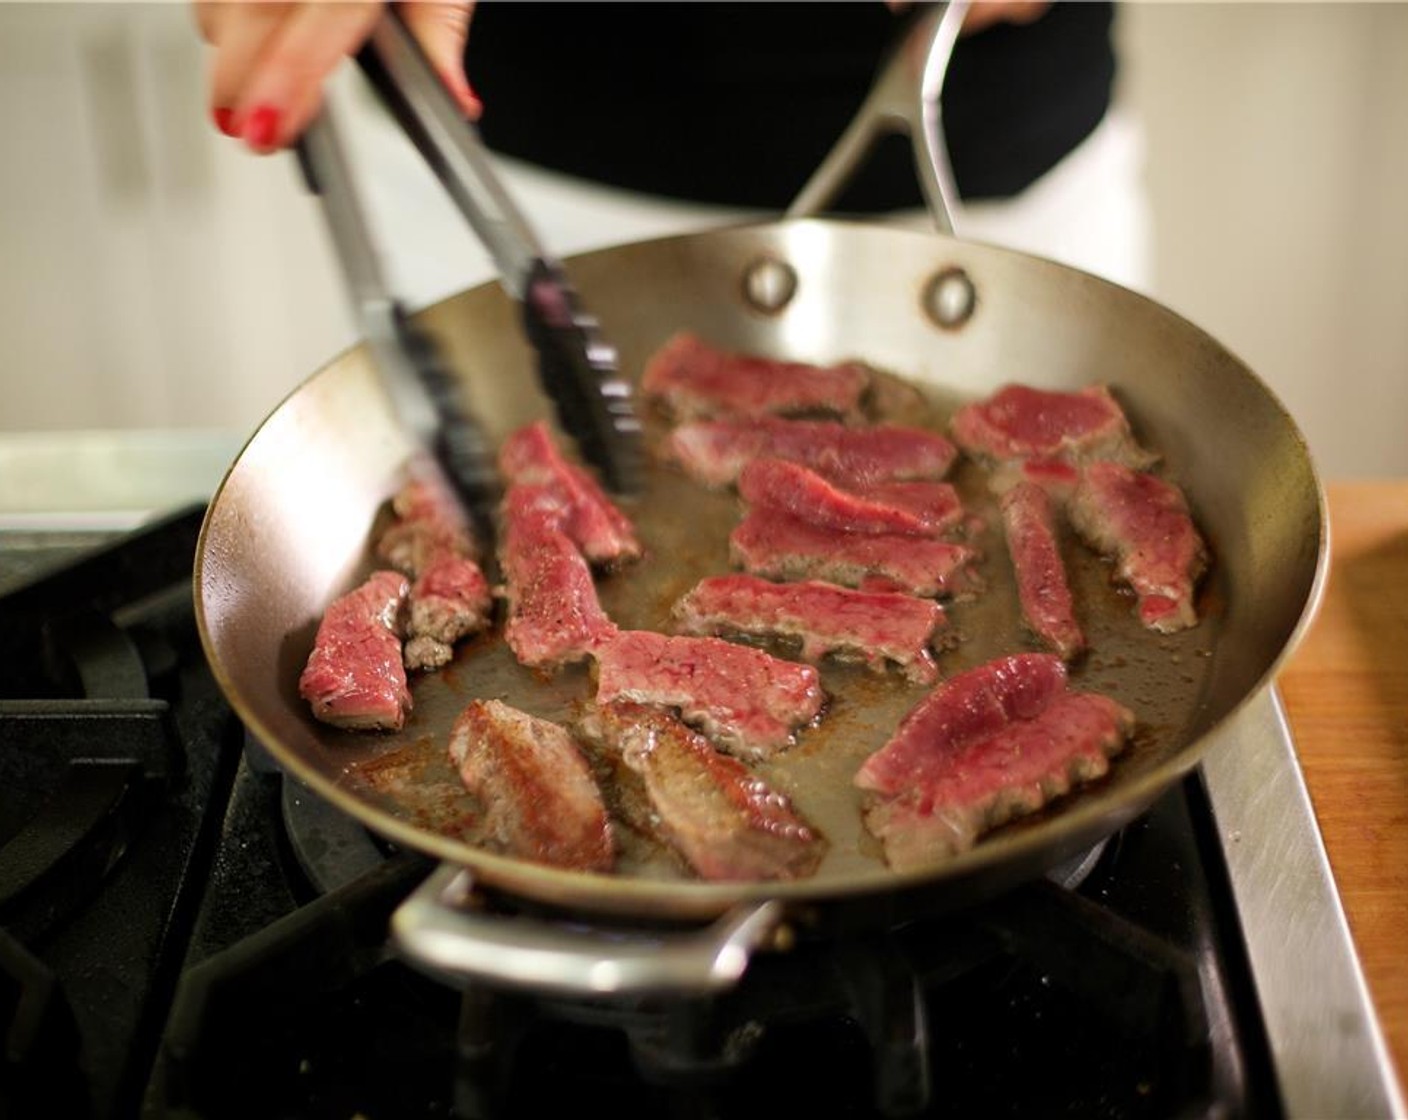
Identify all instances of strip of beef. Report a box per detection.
[403,552,494,671]
[738,458,964,539]
[1068,461,1208,633]
[498,420,642,567]
[298,570,412,731]
[499,484,618,670]
[642,331,870,422]
[950,384,1156,469]
[674,574,946,684]
[1000,482,1086,660]
[989,457,1082,505]
[854,653,1133,869]
[375,476,493,671]
[591,629,824,759]
[375,475,476,574]
[730,510,980,599]
[665,416,957,489]
[448,699,614,872]
[579,701,825,881]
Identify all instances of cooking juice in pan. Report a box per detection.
[344,377,1222,884]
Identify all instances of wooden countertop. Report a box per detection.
[1278,480,1408,1092]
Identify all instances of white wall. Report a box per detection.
[0,3,1404,478]
[1117,1,1408,479]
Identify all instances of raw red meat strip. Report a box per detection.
[664,416,957,489]
[1000,481,1085,660]
[580,701,826,881]
[951,384,1155,468]
[298,570,412,731]
[674,574,946,684]
[449,699,614,872]
[730,510,979,599]
[854,653,1133,869]
[591,629,824,759]
[642,331,870,421]
[499,420,641,567]
[498,484,618,670]
[738,459,963,538]
[1068,461,1208,633]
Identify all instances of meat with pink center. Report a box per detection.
[375,475,476,575]
[738,458,964,538]
[375,475,493,671]
[298,570,412,731]
[950,384,1155,468]
[591,629,824,760]
[730,510,980,599]
[448,699,614,872]
[579,701,826,881]
[498,484,618,670]
[1068,461,1207,633]
[674,574,946,684]
[642,331,871,422]
[854,653,1133,869]
[498,420,641,567]
[989,457,1082,506]
[664,416,957,489]
[403,551,494,671]
[1000,482,1085,660]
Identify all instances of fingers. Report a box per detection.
[226,1,384,152]
[400,1,481,118]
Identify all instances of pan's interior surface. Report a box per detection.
[195,220,1326,919]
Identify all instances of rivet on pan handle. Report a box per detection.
[391,863,788,996]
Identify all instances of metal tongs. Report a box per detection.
[296,10,642,540]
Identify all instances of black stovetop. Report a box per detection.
[0,508,1283,1120]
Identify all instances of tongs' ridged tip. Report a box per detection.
[523,262,644,497]
[399,318,501,544]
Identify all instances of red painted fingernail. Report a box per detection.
[243,104,281,150]
[212,107,237,136]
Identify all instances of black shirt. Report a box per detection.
[466,2,1116,213]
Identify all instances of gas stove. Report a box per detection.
[0,433,1399,1120]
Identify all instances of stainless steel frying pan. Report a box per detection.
[193,5,1327,996]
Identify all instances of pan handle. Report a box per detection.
[390,863,787,996]
[786,0,967,233]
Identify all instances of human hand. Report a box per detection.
[195,1,479,154]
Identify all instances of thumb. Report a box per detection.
[398,1,481,118]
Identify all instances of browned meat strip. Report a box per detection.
[375,475,493,671]
[591,629,824,759]
[738,459,963,539]
[674,574,946,684]
[448,699,614,872]
[1068,461,1208,633]
[1000,482,1085,660]
[950,384,1156,468]
[730,510,980,599]
[498,420,642,567]
[298,571,412,731]
[579,701,825,881]
[854,653,1133,869]
[375,475,476,575]
[642,331,870,422]
[403,552,494,671]
[664,416,957,489]
[499,484,618,669]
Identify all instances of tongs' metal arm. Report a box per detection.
[356,14,546,300]
[787,0,968,232]
[297,108,499,541]
[350,10,643,495]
